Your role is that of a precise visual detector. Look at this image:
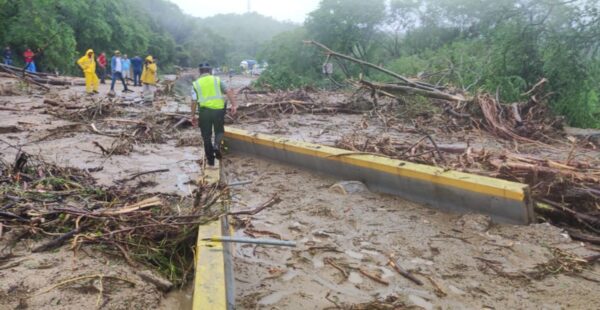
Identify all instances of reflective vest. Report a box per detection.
[193,75,225,110]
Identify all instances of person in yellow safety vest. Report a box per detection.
[190,63,238,167]
[141,55,158,103]
[77,49,99,95]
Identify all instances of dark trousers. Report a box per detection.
[97,67,106,83]
[110,71,128,91]
[133,70,142,86]
[199,107,225,165]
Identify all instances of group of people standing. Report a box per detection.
[5,43,237,169]
[3,46,41,73]
[77,49,157,102]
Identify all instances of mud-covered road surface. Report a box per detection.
[1,76,200,309]
[224,154,600,309]
[1,74,599,309]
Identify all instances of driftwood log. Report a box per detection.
[0,65,50,90]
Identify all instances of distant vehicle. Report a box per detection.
[240,59,257,70]
[240,60,258,75]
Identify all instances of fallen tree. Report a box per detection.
[306,41,564,144]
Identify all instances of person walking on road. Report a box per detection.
[110,50,130,93]
[122,54,131,84]
[228,68,234,83]
[3,46,13,65]
[141,55,158,103]
[77,49,99,95]
[131,55,143,86]
[97,52,107,84]
[23,48,36,73]
[190,63,238,167]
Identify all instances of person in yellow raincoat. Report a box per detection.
[77,49,99,94]
[140,55,157,103]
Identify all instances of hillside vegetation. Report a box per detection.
[258,0,600,128]
[0,0,296,73]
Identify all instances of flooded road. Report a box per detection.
[1,74,599,309]
[223,154,600,309]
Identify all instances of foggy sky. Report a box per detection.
[168,0,321,23]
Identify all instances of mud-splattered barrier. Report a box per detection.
[193,164,235,309]
[224,127,533,224]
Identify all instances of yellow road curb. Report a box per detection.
[193,161,230,309]
[224,126,533,224]
[224,127,526,201]
[193,219,227,309]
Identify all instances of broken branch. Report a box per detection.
[228,195,282,216]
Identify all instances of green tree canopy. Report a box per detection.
[305,0,386,60]
[0,0,296,73]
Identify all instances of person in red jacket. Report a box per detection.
[96,52,107,84]
[23,48,36,73]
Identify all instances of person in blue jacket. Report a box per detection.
[110,50,131,93]
[131,55,143,87]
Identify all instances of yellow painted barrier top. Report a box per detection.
[224,127,527,201]
[193,220,226,309]
[193,160,227,310]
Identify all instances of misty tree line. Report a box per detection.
[258,0,600,128]
[0,0,294,73]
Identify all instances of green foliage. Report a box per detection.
[411,0,600,128]
[0,0,295,74]
[135,0,230,67]
[2,0,77,72]
[258,0,388,88]
[256,28,323,89]
[373,55,428,82]
[543,42,600,127]
[306,0,386,60]
[257,65,311,90]
[199,13,297,65]
[259,0,600,128]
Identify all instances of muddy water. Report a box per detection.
[2,75,599,309]
[159,285,194,309]
[223,154,600,309]
[17,134,201,194]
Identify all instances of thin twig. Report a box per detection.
[358,268,389,285]
[228,195,281,216]
[35,274,136,296]
[387,255,423,285]
[117,169,169,183]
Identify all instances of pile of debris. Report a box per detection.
[305,41,566,143]
[0,151,226,285]
[41,92,123,122]
[336,133,599,236]
[233,41,600,239]
[234,86,375,121]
